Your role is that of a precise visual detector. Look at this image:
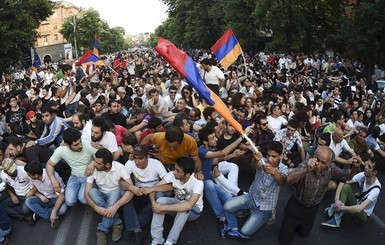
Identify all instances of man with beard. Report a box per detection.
[91,116,119,160]
[102,100,127,127]
[26,111,44,140]
[71,112,92,141]
[45,128,97,207]
[252,114,274,157]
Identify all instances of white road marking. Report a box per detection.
[74,207,94,245]
[371,213,385,228]
[52,208,75,245]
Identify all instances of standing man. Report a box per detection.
[198,58,225,96]
[84,148,132,245]
[46,128,97,207]
[278,146,360,244]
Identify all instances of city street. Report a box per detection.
[7,170,385,245]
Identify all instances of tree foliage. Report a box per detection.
[60,9,128,56]
[155,0,385,68]
[0,0,53,70]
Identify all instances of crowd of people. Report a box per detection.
[0,48,384,245]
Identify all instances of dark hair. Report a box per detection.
[190,107,201,118]
[9,123,23,135]
[200,58,212,66]
[63,128,82,145]
[267,141,284,155]
[287,119,299,129]
[203,107,216,120]
[371,126,381,138]
[147,117,163,129]
[176,157,195,175]
[168,85,177,91]
[24,160,43,175]
[319,133,331,146]
[165,126,184,143]
[41,106,54,115]
[173,115,187,128]
[205,121,219,130]
[198,127,215,143]
[95,148,113,165]
[122,134,138,147]
[254,113,267,124]
[92,116,109,133]
[8,135,23,147]
[370,156,381,173]
[149,88,159,96]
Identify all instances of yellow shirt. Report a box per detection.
[151,132,198,165]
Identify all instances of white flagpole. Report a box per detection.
[241,52,247,78]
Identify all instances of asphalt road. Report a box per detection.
[6,170,385,245]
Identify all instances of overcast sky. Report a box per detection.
[66,0,168,35]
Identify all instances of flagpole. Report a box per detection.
[242,133,265,165]
[241,52,247,78]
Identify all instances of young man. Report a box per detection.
[142,157,204,245]
[24,161,67,229]
[0,158,32,222]
[223,141,288,238]
[91,116,119,160]
[122,145,167,245]
[84,148,133,245]
[46,128,97,207]
[321,156,381,227]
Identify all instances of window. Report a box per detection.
[54,34,58,41]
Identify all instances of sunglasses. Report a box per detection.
[169,91,176,94]
[260,122,268,126]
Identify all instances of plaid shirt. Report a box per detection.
[249,161,288,211]
[274,128,303,156]
[291,160,349,207]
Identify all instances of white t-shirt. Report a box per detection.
[125,158,167,188]
[87,161,130,194]
[163,171,204,212]
[352,172,381,216]
[267,115,287,133]
[86,131,119,153]
[330,138,351,157]
[1,166,31,196]
[200,65,225,86]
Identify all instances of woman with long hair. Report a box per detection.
[181,85,198,108]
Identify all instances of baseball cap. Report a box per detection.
[132,144,149,156]
[26,111,36,120]
[1,158,17,174]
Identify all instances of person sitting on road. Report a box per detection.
[24,160,67,229]
[84,148,133,245]
[321,156,381,228]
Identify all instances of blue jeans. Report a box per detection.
[0,194,29,220]
[151,197,201,245]
[123,195,152,232]
[88,188,124,232]
[204,180,237,228]
[223,193,271,236]
[25,196,68,221]
[65,175,87,206]
[0,226,11,242]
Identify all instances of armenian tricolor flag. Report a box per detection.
[77,50,105,66]
[155,37,244,134]
[211,28,243,69]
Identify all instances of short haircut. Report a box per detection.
[122,134,138,147]
[287,119,299,129]
[63,128,82,145]
[176,157,195,175]
[198,127,215,143]
[372,126,381,138]
[267,141,284,155]
[319,133,331,146]
[95,148,113,165]
[41,106,54,115]
[92,116,109,133]
[370,156,381,173]
[254,113,267,124]
[149,88,159,96]
[165,126,184,143]
[8,135,23,147]
[108,99,118,108]
[168,85,177,91]
[203,107,215,120]
[24,160,43,175]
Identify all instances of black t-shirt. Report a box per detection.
[102,112,127,127]
[21,144,53,164]
[217,133,242,150]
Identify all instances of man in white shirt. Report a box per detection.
[142,157,204,245]
[0,159,32,222]
[90,116,119,160]
[84,148,133,245]
[198,58,225,96]
[121,145,167,245]
[267,104,287,134]
[24,161,67,229]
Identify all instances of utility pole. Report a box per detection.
[71,15,78,59]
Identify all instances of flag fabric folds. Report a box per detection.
[155,37,244,134]
[33,49,41,68]
[211,28,242,69]
[92,32,99,56]
[77,50,105,66]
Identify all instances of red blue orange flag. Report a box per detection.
[93,32,99,56]
[77,50,105,66]
[211,28,243,69]
[155,37,244,134]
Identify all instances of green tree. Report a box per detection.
[60,9,127,56]
[0,0,53,72]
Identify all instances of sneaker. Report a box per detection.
[123,230,135,241]
[24,214,35,226]
[96,231,107,245]
[321,217,340,228]
[226,229,250,241]
[133,231,145,245]
[51,216,62,229]
[112,223,124,242]
[219,220,227,238]
[267,208,276,225]
[0,237,10,245]
[164,241,174,245]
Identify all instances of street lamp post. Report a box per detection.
[70,16,78,60]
